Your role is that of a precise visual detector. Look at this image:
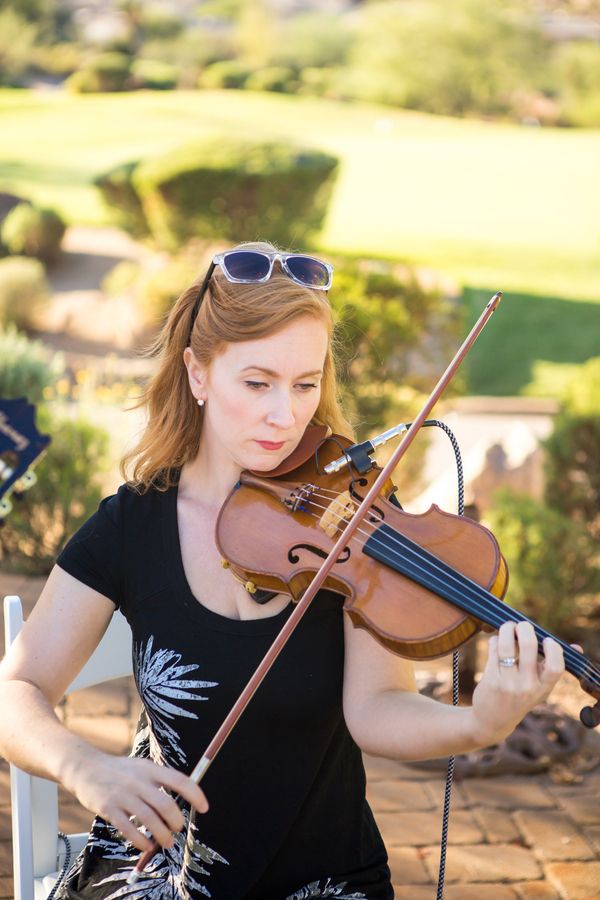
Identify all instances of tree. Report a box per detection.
[0,8,38,83]
[341,0,548,117]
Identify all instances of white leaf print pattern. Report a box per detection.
[285,879,368,899]
[90,809,229,899]
[135,636,218,766]
[56,643,229,898]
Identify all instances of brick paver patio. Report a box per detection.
[1,573,599,899]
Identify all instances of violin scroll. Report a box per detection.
[580,703,600,729]
[579,675,600,728]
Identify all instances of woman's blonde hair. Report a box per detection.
[120,241,353,490]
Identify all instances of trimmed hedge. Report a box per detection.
[130,58,179,90]
[94,161,149,238]
[245,66,296,94]
[198,60,251,89]
[66,51,131,93]
[132,137,339,249]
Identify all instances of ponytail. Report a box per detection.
[120,282,203,491]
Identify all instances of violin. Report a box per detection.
[215,425,600,729]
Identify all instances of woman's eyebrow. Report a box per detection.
[240,366,323,378]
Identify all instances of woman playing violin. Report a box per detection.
[0,242,568,899]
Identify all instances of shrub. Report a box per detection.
[541,358,600,541]
[67,52,131,93]
[0,256,49,329]
[94,161,149,237]
[141,31,234,75]
[136,255,200,326]
[544,413,600,542]
[132,137,339,250]
[0,408,110,575]
[1,203,65,264]
[553,41,600,127]
[198,59,250,89]
[341,0,546,118]
[29,42,83,78]
[0,192,30,257]
[130,58,178,90]
[0,323,65,405]
[487,489,599,635]
[101,259,141,298]
[245,66,295,93]
[139,7,184,40]
[271,12,354,70]
[0,8,38,85]
[328,256,458,496]
[297,66,333,97]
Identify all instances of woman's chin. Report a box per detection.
[246,457,283,472]
[242,447,289,472]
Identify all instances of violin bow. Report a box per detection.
[128,290,503,882]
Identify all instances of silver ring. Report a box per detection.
[499,656,518,667]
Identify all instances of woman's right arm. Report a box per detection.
[0,565,208,851]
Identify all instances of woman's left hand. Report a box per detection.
[468,620,565,749]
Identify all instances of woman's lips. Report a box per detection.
[256,440,285,450]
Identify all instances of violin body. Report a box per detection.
[216,430,600,726]
[216,434,508,660]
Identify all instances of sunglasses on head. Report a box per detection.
[188,250,333,343]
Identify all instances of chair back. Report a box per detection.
[3,594,133,900]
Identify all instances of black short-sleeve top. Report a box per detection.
[55,482,392,900]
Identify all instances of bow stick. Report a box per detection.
[128,290,503,883]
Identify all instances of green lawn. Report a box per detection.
[2,88,599,394]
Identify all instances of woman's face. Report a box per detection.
[185,315,329,473]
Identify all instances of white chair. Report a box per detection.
[3,594,133,900]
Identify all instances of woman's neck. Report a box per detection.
[179,439,242,508]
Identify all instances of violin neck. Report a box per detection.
[363,523,599,688]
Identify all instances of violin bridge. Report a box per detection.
[319,490,355,539]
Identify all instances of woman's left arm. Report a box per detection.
[342,617,565,760]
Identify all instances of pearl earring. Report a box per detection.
[197,398,205,407]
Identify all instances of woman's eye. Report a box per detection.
[245,381,268,390]
[297,383,318,391]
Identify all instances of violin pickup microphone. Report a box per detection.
[324,423,409,475]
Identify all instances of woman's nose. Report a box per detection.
[266,392,295,428]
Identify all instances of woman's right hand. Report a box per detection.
[65,751,209,852]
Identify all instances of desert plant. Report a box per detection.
[0,256,49,329]
[135,254,200,326]
[0,408,110,575]
[487,488,599,635]
[0,323,64,405]
[330,259,457,430]
[1,203,65,264]
[94,161,149,237]
[101,259,142,297]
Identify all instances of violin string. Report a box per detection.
[301,487,598,680]
[307,494,598,686]
[296,490,599,686]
